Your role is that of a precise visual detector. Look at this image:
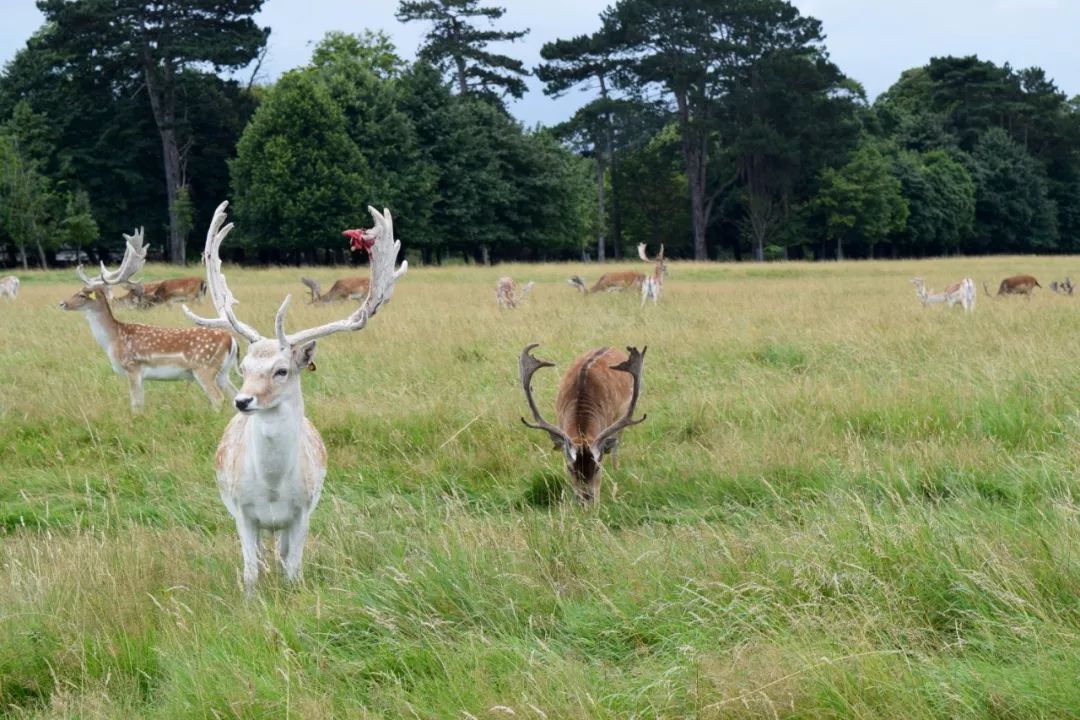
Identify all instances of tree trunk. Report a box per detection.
[142,53,185,265]
[836,237,844,261]
[18,244,28,270]
[595,155,606,262]
[481,245,490,266]
[35,239,48,269]
[674,91,708,260]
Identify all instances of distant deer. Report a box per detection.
[0,276,19,298]
[985,275,1041,298]
[519,344,646,504]
[1050,277,1074,296]
[111,277,206,309]
[60,229,237,412]
[496,277,534,309]
[638,243,667,306]
[301,276,370,304]
[910,277,975,312]
[184,202,407,596]
[566,264,646,294]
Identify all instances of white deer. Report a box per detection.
[183,202,406,596]
[0,276,19,298]
[638,243,667,306]
[910,277,975,312]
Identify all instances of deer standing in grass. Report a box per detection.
[0,276,19,298]
[566,266,645,294]
[520,344,646,503]
[60,228,237,412]
[496,277,534,309]
[910,277,975,312]
[184,202,407,596]
[115,277,207,308]
[985,275,1041,298]
[638,243,667,306]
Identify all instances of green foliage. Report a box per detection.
[969,127,1058,252]
[60,189,99,253]
[229,72,368,262]
[891,149,975,255]
[397,0,530,102]
[815,137,909,258]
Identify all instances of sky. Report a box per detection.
[2,0,1079,127]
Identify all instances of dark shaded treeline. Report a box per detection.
[2,0,1078,267]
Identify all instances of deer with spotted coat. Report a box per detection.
[59,228,237,412]
[519,344,647,504]
[910,277,976,312]
[496,277,534,309]
[638,243,667,306]
[183,202,407,596]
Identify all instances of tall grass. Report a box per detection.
[3,257,1080,717]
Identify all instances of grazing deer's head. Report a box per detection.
[520,344,647,503]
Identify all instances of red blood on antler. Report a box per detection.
[343,228,374,253]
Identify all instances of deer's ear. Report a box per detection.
[292,340,317,371]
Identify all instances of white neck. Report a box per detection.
[247,386,306,483]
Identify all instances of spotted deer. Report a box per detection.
[496,277,534,309]
[183,202,407,596]
[638,243,667,306]
[60,228,237,412]
[300,275,370,304]
[519,344,646,503]
[910,277,975,312]
[0,276,19,298]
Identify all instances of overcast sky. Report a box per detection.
[2,0,1078,126]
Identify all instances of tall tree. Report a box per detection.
[37,0,268,264]
[538,31,623,260]
[602,0,828,260]
[396,0,529,102]
[229,72,368,263]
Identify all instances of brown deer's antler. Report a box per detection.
[519,343,573,446]
[591,346,648,452]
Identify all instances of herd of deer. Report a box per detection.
[909,273,1065,312]
[3,213,1069,595]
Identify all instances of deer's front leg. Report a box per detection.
[277,512,311,584]
[126,369,145,413]
[236,515,262,597]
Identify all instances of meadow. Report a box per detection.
[3,256,1080,718]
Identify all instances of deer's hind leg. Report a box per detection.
[192,366,226,408]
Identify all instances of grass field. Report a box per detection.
[3,256,1080,718]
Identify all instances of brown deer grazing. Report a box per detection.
[495,277,534,309]
[984,275,1041,298]
[638,243,667,306]
[61,228,237,412]
[184,202,406,595]
[567,269,646,294]
[301,276,371,304]
[519,343,646,503]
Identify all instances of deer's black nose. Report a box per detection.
[235,396,253,411]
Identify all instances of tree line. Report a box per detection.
[1,0,1078,267]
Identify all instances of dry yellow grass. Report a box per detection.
[2,256,1080,717]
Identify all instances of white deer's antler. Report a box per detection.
[77,228,147,287]
[182,202,263,344]
[278,207,408,348]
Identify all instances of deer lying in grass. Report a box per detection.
[520,344,646,504]
[638,243,667,306]
[114,277,207,308]
[60,228,237,412]
[984,275,1041,298]
[1050,277,1074,296]
[0,276,19,298]
[301,275,370,304]
[184,202,406,596]
[910,277,975,312]
[496,277,534,308]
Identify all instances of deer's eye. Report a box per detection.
[274,368,288,379]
